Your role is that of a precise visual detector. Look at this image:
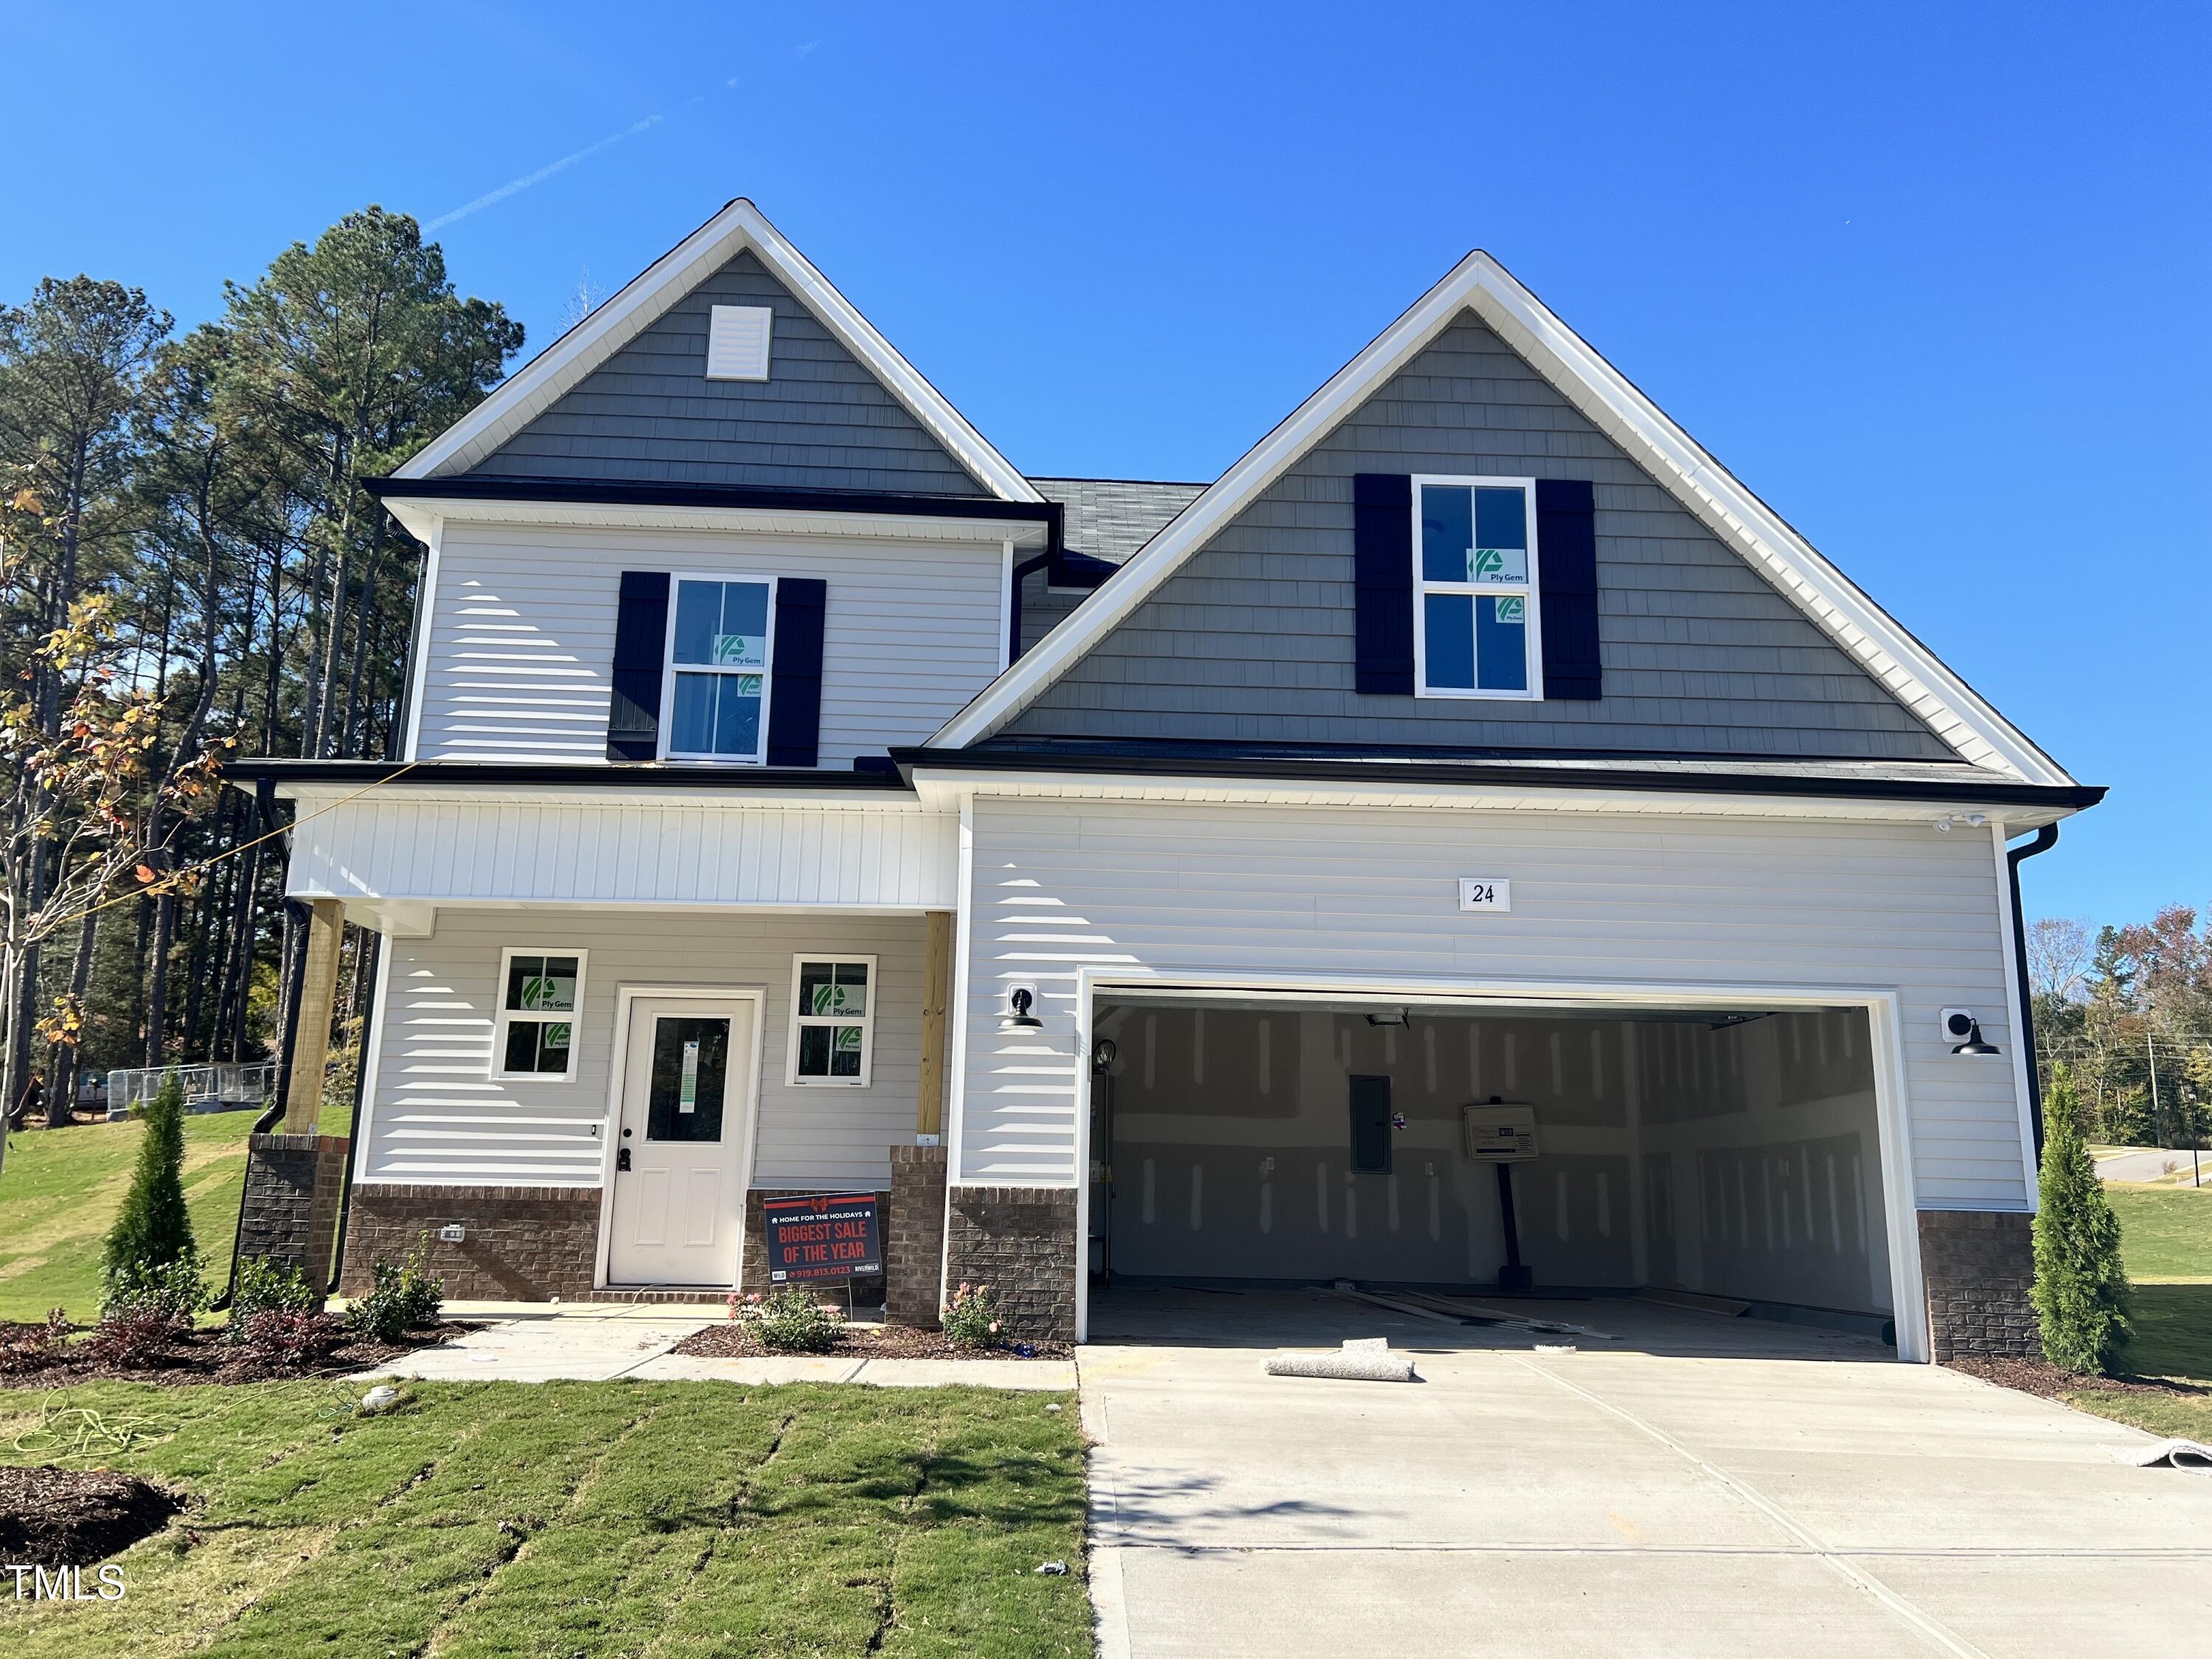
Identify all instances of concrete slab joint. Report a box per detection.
[942,1184,1078,1340]
[1916,1208,2042,1361]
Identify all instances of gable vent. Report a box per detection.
[705,304,773,380]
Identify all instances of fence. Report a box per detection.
[105,1062,276,1120]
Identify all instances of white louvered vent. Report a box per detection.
[705,305,773,380]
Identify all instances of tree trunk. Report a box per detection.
[144,891,176,1067]
[46,911,99,1128]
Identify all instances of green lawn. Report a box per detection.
[0,1378,1088,1657]
[0,1104,349,1324]
[2065,1183,2212,1440]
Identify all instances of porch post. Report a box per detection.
[917,909,953,1137]
[282,898,346,1133]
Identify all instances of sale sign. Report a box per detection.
[762,1193,883,1284]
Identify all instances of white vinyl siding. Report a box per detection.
[955,798,2026,1210]
[361,909,923,1189]
[285,796,957,911]
[413,521,1007,768]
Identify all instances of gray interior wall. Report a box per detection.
[1098,1003,1889,1313]
[467,251,990,496]
[1007,313,1955,759]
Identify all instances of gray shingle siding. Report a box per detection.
[467,251,991,496]
[1005,313,1955,759]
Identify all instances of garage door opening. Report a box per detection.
[1086,995,1896,1345]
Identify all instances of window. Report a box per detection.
[1413,476,1542,698]
[787,956,875,1086]
[493,949,587,1080]
[663,576,776,762]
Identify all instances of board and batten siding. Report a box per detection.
[1004,313,1955,760]
[361,909,924,1189]
[288,796,956,910]
[413,521,1006,768]
[956,797,2027,1211]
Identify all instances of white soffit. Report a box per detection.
[376,493,1046,549]
[392,199,1042,505]
[929,253,2072,788]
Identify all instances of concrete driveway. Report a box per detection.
[1079,1288,2212,1658]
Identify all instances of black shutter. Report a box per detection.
[765,577,826,768]
[606,571,670,761]
[1353,473,1415,695]
[1536,479,1600,701]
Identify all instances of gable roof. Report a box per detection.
[933,252,2073,787]
[394,198,1043,505]
[1032,477,1211,565]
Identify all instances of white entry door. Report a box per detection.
[606,997,752,1287]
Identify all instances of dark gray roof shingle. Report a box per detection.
[1031,477,1210,566]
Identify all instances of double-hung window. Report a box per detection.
[1413,476,1541,698]
[664,575,776,762]
[493,948,586,1080]
[787,956,875,1086]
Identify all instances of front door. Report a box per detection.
[607,997,752,1286]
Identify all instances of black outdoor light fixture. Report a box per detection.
[1951,1018,2001,1057]
[1001,984,1043,1031]
[1364,1008,1411,1028]
[1091,1037,1118,1074]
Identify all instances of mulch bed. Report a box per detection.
[674,1319,1070,1362]
[0,1465,184,1563]
[1947,1355,2208,1401]
[0,1318,470,1389]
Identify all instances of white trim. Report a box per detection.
[1991,821,2041,1211]
[785,953,879,1088]
[657,571,778,766]
[997,538,1015,675]
[490,946,589,1082]
[939,798,978,1308]
[928,251,2070,787]
[393,198,1042,504]
[1409,474,1542,700]
[1063,964,1930,1360]
[593,983,768,1290]
[399,516,443,761]
[375,492,1047,549]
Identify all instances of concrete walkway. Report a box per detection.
[1080,1288,2212,1658]
[350,1301,1074,1389]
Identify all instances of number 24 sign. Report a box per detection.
[1458,877,1512,913]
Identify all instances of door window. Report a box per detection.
[644,1016,730,1142]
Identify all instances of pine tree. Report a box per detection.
[2031,1065,2131,1374]
[102,1068,198,1279]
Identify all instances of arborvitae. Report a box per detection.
[2031,1065,2132,1374]
[102,1068,198,1281]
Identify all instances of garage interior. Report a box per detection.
[1087,996,1896,1341]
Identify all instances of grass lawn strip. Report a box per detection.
[2057,1184,2212,1441]
[0,1379,1087,1657]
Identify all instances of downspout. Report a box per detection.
[2007,823,2061,1163]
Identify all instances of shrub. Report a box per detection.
[940,1281,1003,1352]
[0,1310,73,1374]
[733,1286,844,1352]
[232,1310,349,1371]
[81,1309,186,1368]
[101,1256,209,1324]
[2032,1065,2132,1374]
[100,1071,198,1299]
[227,1258,321,1343]
[344,1234,445,1345]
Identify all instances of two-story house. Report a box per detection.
[235,200,2098,1360]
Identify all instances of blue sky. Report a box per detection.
[7,2,2204,928]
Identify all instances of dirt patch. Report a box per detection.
[674,1320,1070,1362]
[0,1317,470,1388]
[1947,1355,2209,1401]
[0,1465,184,1562]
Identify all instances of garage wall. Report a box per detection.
[1098,1003,1891,1312]
[956,797,2026,1215]
[362,908,925,1189]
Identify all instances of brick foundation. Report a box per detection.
[1919,1208,2042,1361]
[942,1185,1078,1340]
[887,1144,949,1326]
[338,1184,602,1301]
[740,1188,890,1303]
[237,1133,350,1286]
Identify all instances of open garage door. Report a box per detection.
[1087,995,1898,1343]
